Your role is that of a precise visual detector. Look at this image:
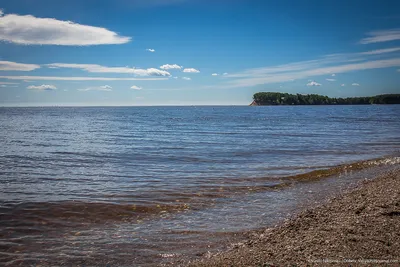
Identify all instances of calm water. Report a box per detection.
[0,105,400,266]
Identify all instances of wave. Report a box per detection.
[1,155,399,229]
[285,156,400,182]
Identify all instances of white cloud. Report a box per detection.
[160,64,182,70]
[326,78,336,81]
[183,68,200,73]
[360,47,400,55]
[0,81,18,85]
[211,73,219,76]
[0,61,40,71]
[360,29,400,44]
[341,84,345,86]
[223,72,228,75]
[130,85,142,90]
[173,76,178,79]
[352,83,360,86]
[79,85,112,91]
[101,85,112,90]
[46,63,171,76]
[27,84,57,91]
[146,48,155,52]
[221,57,400,88]
[0,75,168,81]
[225,56,347,79]
[0,11,130,45]
[182,77,191,80]
[136,68,170,76]
[306,81,321,86]
[0,9,3,17]
[332,74,336,76]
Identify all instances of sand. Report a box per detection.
[187,168,400,266]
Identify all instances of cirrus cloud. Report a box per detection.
[359,47,400,55]
[79,85,112,91]
[0,75,168,81]
[0,61,40,71]
[46,63,171,76]
[27,84,57,91]
[182,77,191,80]
[221,57,400,88]
[352,83,360,86]
[360,29,400,44]
[0,81,18,85]
[0,11,131,46]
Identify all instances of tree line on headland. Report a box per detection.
[251,92,400,105]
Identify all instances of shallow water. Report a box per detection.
[0,105,399,266]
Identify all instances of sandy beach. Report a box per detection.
[187,168,400,266]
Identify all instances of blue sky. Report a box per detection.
[1,0,400,106]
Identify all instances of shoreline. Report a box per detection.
[1,157,399,266]
[185,167,400,266]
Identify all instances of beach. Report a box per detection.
[188,168,400,266]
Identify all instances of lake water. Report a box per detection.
[1,105,399,266]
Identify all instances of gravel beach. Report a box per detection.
[188,168,400,266]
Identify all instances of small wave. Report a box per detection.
[0,201,192,229]
[1,155,398,232]
[285,156,400,182]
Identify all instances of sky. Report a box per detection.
[1,0,400,106]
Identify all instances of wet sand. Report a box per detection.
[187,168,400,266]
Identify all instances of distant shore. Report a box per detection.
[188,168,400,266]
[250,92,400,105]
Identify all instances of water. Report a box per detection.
[0,105,399,266]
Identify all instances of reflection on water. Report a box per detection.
[0,106,400,265]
